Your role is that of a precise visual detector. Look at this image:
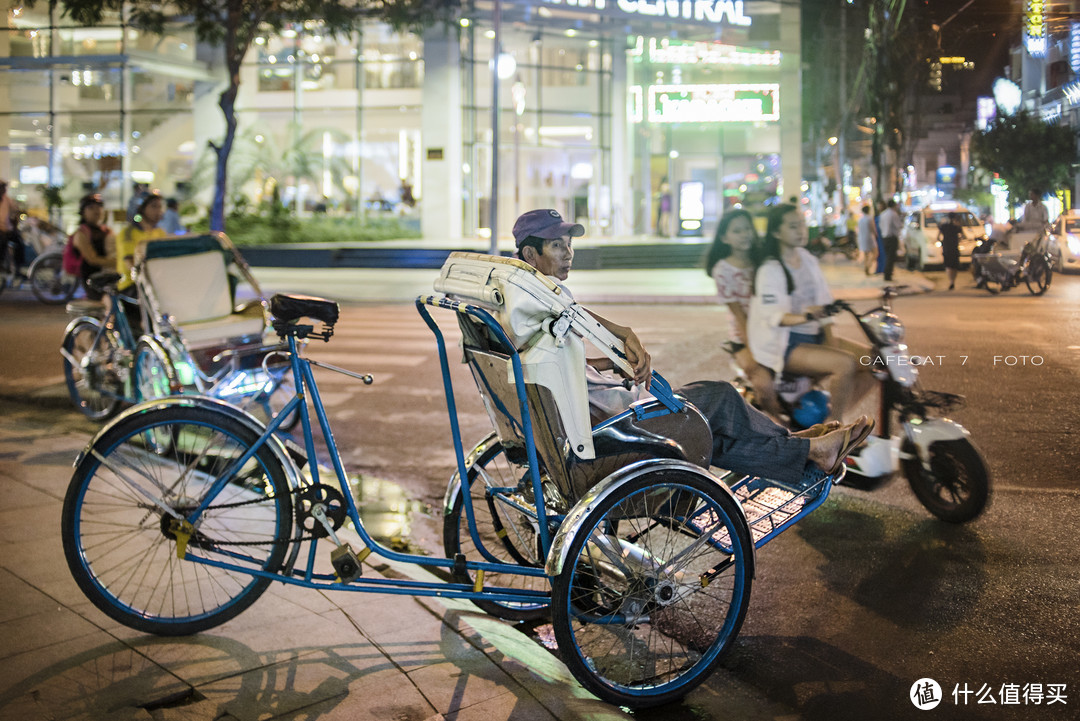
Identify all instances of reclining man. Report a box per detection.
[511,209,873,485]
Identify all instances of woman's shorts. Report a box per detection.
[785,331,824,362]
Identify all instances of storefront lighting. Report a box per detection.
[268,55,277,64]
[827,136,837,146]
[631,37,781,67]
[640,83,780,123]
[311,53,320,62]
[460,18,471,27]
[589,40,599,47]
[565,29,578,37]
[484,30,495,39]
[282,28,297,38]
[492,52,516,79]
[669,150,679,159]
[255,135,265,143]
[255,37,266,45]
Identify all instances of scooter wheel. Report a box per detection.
[902,438,990,523]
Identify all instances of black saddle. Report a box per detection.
[270,294,340,327]
[87,270,122,293]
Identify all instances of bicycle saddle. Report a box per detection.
[87,270,122,293]
[270,294,340,327]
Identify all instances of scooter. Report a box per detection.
[971,228,1053,296]
[735,287,990,524]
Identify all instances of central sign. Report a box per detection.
[538,0,752,26]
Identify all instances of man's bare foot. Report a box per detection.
[807,416,874,474]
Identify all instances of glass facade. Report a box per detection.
[1,0,798,241]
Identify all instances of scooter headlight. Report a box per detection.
[863,310,905,345]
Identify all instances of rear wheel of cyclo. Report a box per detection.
[63,318,123,421]
[551,468,753,708]
[442,435,551,621]
[29,251,78,304]
[62,405,294,635]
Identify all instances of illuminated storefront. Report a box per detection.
[1,0,799,241]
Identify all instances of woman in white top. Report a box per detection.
[748,204,867,422]
[705,209,779,414]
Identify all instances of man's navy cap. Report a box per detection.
[512,209,584,247]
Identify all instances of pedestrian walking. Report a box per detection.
[878,199,903,281]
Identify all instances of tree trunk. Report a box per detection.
[211,72,239,232]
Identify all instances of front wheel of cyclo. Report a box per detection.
[442,435,551,621]
[62,405,295,635]
[551,468,753,708]
[63,319,123,421]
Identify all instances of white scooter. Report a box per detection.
[738,288,990,523]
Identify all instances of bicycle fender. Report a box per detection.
[74,395,305,494]
[63,315,101,338]
[543,459,754,579]
[442,431,500,515]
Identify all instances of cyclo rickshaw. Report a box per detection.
[60,253,845,708]
[61,232,294,424]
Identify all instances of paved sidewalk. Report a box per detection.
[0,402,633,721]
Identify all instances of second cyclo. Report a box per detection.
[60,232,294,424]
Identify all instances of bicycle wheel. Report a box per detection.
[63,318,123,420]
[442,435,552,621]
[1024,256,1052,295]
[551,467,753,708]
[62,404,295,635]
[29,251,77,304]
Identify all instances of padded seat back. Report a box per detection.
[142,250,233,324]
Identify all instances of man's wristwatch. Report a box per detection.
[805,311,816,322]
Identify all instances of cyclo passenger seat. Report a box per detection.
[270,294,340,341]
[433,252,711,504]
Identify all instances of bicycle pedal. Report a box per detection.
[331,543,370,583]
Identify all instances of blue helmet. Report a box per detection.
[792,390,831,429]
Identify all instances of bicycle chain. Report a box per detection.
[186,483,334,548]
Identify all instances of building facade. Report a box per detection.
[2,0,801,242]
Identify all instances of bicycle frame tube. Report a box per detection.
[416,297,555,557]
[187,330,548,582]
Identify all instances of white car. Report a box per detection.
[901,203,988,270]
[1049,210,1080,273]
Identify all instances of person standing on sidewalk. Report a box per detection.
[877,199,903,281]
[856,204,878,275]
[937,212,962,290]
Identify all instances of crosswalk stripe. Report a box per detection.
[304,352,428,368]
[313,339,443,354]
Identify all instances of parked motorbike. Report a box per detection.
[0,217,77,304]
[735,287,990,523]
[971,228,1053,296]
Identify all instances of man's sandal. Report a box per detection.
[793,420,843,439]
[827,417,876,475]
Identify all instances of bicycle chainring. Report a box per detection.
[295,484,348,538]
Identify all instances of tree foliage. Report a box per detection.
[860,0,931,199]
[35,0,454,230]
[971,109,1079,205]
